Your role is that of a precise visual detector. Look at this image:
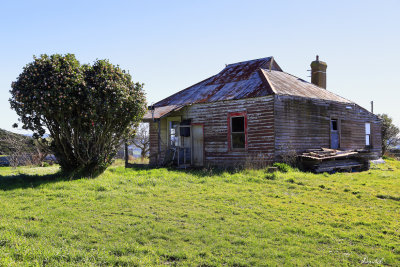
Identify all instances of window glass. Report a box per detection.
[232,133,245,148]
[331,119,338,131]
[366,135,370,146]
[365,123,371,146]
[365,123,371,134]
[169,121,179,146]
[231,116,245,149]
[232,117,245,132]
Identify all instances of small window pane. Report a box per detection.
[365,123,371,134]
[232,117,244,132]
[232,133,245,148]
[331,120,338,131]
[366,134,370,146]
[169,121,180,146]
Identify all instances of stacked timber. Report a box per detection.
[299,148,368,173]
[301,148,358,160]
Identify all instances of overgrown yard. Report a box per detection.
[0,160,399,266]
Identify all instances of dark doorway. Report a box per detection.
[330,119,339,149]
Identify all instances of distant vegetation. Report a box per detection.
[378,113,400,155]
[0,160,398,265]
[0,128,34,155]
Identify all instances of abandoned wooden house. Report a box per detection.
[142,56,381,169]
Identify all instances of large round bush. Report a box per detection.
[10,54,147,176]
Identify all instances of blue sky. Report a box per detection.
[1,0,399,133]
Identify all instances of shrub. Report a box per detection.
[273,162,291,173]
[286,178,295,183]
[265,172,277,180]
[9,54,147,176]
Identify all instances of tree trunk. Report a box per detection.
[124,142,129,167]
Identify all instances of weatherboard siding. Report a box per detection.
[185,96,275,166]
[149,96,275,166]
[150,94,381,166]
[274,95,381,160]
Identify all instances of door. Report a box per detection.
[192,125,204,166]
[330,119,339,149]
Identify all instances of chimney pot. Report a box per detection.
[310,56,327,89]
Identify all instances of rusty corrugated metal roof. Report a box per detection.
[154,57,280,108]
[146,57,353,119]
[260,69,352,103]
[142,105,184,120]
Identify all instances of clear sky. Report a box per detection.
[1,0,399,134]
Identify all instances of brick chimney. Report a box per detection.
[310,55,327,89]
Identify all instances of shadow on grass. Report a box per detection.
[0,171,81,191]
[126,163,242,177]
[125,163,152,170]
[0,164,256,191]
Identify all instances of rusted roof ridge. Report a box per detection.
[225,57,271,67]
[258,68,277,94]
[260,58,283,72]
[207,57,275,85]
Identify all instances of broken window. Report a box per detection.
[365,123,371,146]
[231,116,246,149]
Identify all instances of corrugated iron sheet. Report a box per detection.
[146,57,353,119]
[143,105,184,120]
[154,57,280,108]
[261,69,352,103]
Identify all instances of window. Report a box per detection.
[167,117,181,147]
[228,112,247,150]
[331,119,338,131]
[169,121,180,147]
[365,123,371,146]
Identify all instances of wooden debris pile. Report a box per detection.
[300,147,358,160]
[299,148,368,173]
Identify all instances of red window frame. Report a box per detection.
[227,112,248,151]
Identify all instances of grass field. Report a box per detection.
[0,160,399,266]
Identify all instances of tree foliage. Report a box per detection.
[9,54,147,176]
[378,113,400,155]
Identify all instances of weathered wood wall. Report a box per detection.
[149,96,275,166]
[149,94,381,166]
[274,95,381,160]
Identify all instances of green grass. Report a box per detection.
[0,160,399,266]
